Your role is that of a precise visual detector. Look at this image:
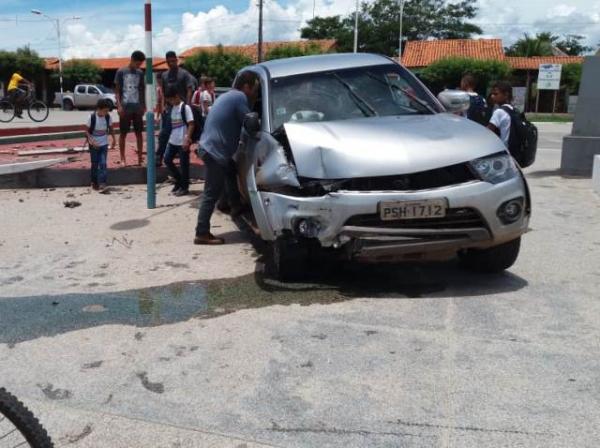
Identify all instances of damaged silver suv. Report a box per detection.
[235,53,530,280]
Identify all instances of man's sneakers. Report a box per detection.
[174,188,189,197]
[194,233,225,245]
[91,182,99,191]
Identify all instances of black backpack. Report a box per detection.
[501,106,538,168]
[180,102,204,142]
[87,113,110,148]
[466,94,488,126]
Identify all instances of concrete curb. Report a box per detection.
[593,156,600,195]
[0,165,205,189]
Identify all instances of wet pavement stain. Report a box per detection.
[137,371,165,394]
[0,262,526,345]
[38,383,72,400]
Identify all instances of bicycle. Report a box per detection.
[0,87,49,124]
[0,387,54,447]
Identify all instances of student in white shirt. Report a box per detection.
[487,81,514,148]
[85,99,116,192]
[164,86,195,196]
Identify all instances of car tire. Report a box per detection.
[62,99,74,111]
[459,237,521,273]
[269,236,309,282]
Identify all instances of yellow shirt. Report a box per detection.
[7,73,23,91]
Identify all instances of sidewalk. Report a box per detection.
[0,134,204,188]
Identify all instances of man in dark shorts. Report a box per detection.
[156,51,196,167]
[114,50,146,165]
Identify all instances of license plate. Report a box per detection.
[379,199,447,221]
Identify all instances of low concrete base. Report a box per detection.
[593,156,600,195]
[561,135,600,177]
[0,165,205,189]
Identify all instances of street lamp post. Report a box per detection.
[398,0,405,62]
[353,0,359,53]
[31,10,80,110]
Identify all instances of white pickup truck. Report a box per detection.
[53,84,116,111]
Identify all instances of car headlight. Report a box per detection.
[470,153,518,184]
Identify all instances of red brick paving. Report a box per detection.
[0,134,203,170]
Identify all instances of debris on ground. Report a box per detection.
[64,200,82,208]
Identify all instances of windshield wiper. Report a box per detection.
[390,84,437,115]
[364,71,436,115]
[330,73,378,117]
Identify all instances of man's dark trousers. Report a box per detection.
[196,153,238,235]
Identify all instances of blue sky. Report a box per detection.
[1,0,598,58]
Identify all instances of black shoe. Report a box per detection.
[16,113,23,119]
[194,233,225,245]
[174,188,189,197]
[171,184,180,193]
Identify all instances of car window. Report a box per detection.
[270,64,440,130]
[96,85,113,94]
[76,86,86,94]
[88,87,100,95]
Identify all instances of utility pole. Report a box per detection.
[258,0,264,62]
[145,0,156,209]
[353,0,359,53]
[31,10,80,109]
[398,0,405,62]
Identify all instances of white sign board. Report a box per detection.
[537,64,562,90]
[513,87,527,111]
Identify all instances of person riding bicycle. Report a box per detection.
[7,72,33,119]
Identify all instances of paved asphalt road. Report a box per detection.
[1,122,600,447]
[0,110,122,130]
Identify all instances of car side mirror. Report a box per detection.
[243,112,261,138]
[437,90,470,113]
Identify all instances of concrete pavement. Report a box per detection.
[1,123,600,447]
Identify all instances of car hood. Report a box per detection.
[283,114,505,179]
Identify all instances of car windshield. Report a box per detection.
[270,64,440,130]
[96,85,113,94]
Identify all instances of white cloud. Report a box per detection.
[61,0,364,59]
[53,0,600,59]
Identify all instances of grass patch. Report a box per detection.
[526,113,573,123]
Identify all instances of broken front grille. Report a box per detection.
[345,208,487,230]
[338,163,477,191]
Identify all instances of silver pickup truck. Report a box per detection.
[53,84,116,111]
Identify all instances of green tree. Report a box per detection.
[505,33,555,57]
[562,63,582,94]
[301,0,482,56]
[57,60,102,91]
[556,35,593,56]
[0,47,45,87]
[420,57,511,94]
[265,42,332,60]
[183,45,253,87]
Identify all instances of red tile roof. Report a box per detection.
[505,56,584,70]
[44,58,166,71]
[401,39,504,67]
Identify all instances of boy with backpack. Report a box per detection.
[460,74,488,126]
[487,81,538,168]
[163,86,196,196]
[85,99,116,192]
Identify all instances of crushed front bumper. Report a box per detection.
[255,175,530,260]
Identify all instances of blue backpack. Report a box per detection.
[466,94,488,126]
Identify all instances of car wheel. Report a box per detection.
[62,99,74,111]
[459,237,521,273]
[269,236,309,282]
